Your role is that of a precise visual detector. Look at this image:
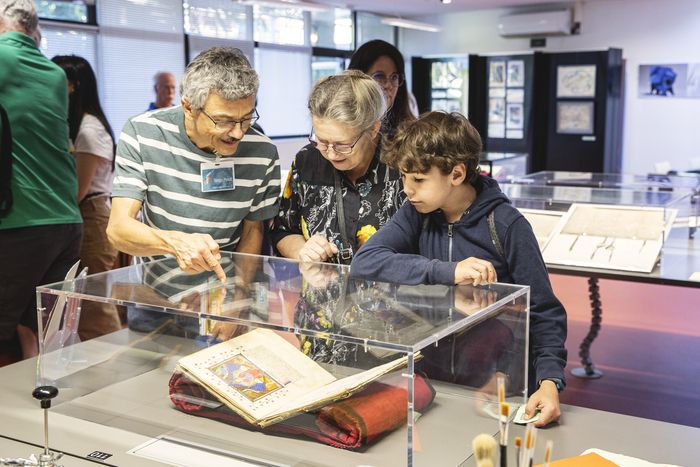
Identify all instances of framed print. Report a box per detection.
[489,61,506,87]
[506,88,524,103]
[506,129,523,139]
[490,87,506,98]
[488,123,505,139]
[556,65,596,98]
[506,103,523,129]
[638,63,690,97]
[556,101,594,134]
[488,98,506,123]
[507,60,525,87]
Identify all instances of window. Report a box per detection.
[356,12,395,46]
[184,0,250,40]
[311,56,347,84]
[36,0,91,24]
[98,0,185,136]
[255,45,311,137]
[310,8,352,50]
[187,37,254,65]
[38,24,97,72]
[253,6,305,46]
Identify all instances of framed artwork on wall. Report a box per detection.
[507,60,525,87]
[556,101,594,134]
[556,65,596,98]
[489,61,506,87]
[506,103,523,129]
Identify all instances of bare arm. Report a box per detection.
[74,152,103,203]
[106,197,226,281]
[235,219,263,255]
[276,234,307,260]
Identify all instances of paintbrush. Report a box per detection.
[472,433,497,467]
[499,402,510,467]
[543,440,553,467]
[514,436,522,467]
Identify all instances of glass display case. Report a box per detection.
[31,253,529,467]
[506,170,700,240]
[500,182,690,273]
[480,152,528,182]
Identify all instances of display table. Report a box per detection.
[1,352,697,467]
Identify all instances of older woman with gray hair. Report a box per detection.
[108,47,280,280]
[271,70,404,264]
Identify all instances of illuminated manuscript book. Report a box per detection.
[176,328,413,427]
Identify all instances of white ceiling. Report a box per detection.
[315,0,578,16]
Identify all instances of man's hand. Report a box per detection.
[455,257,497,285]
[166,231,226,282]
[524,380,561,427]
[298,234,338,263]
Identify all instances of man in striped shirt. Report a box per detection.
[107,48,280,282]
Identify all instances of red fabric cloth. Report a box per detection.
[168,371,435,450]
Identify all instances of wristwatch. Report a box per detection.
[539,378,564,392]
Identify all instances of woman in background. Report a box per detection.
[52,55,121,340]
[348,39,416,136]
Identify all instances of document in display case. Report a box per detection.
[541,203,676,272]
[25,253,529,467]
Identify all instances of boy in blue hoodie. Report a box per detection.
[350,111,567,427]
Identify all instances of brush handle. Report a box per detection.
[500,444,507,467]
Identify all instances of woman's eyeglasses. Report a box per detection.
[371,72,404,88]
[308,130,366,155]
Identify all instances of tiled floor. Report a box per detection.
[552,274,700,427]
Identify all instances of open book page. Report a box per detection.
[177,328,336,425]
[265,354,412,425]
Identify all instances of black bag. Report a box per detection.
[0,103,12,219]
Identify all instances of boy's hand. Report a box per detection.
[298,234,339,262]
[524,380,561,427]
[455,257,497,285]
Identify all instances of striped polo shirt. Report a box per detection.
[113,106,280,260]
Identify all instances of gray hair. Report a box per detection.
[308,70,386,132]
[181,47,259,110]
[0,0,38,35]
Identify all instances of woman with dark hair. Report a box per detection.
[52,54,120,339]
[348,39,416,136]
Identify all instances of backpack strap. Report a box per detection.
[487,210,506,260]
[0,103,13,219]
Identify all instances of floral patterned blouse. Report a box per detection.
[270,142,405,264]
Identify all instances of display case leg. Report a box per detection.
[571,277,604,379]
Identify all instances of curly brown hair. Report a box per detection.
[381,111,483,184]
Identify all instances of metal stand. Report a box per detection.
[0,387,63,467]
[571,277,604,379]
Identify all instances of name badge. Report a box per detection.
[201,160,235,192]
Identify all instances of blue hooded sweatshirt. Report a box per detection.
[350,175,567,387]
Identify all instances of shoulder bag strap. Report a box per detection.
[487,210,506,260]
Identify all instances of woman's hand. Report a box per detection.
[298,234,339,263]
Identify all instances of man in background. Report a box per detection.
[148,71,177,110]
[0,0,83,363]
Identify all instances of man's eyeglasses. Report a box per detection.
[308,130,366,155]
[371,72,404,88]
[201,108,259,132]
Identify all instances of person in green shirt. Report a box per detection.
[0,0,83,362]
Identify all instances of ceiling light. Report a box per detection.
[380,17,441,33]
[441,0,453,4]
[235,0,332,12]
